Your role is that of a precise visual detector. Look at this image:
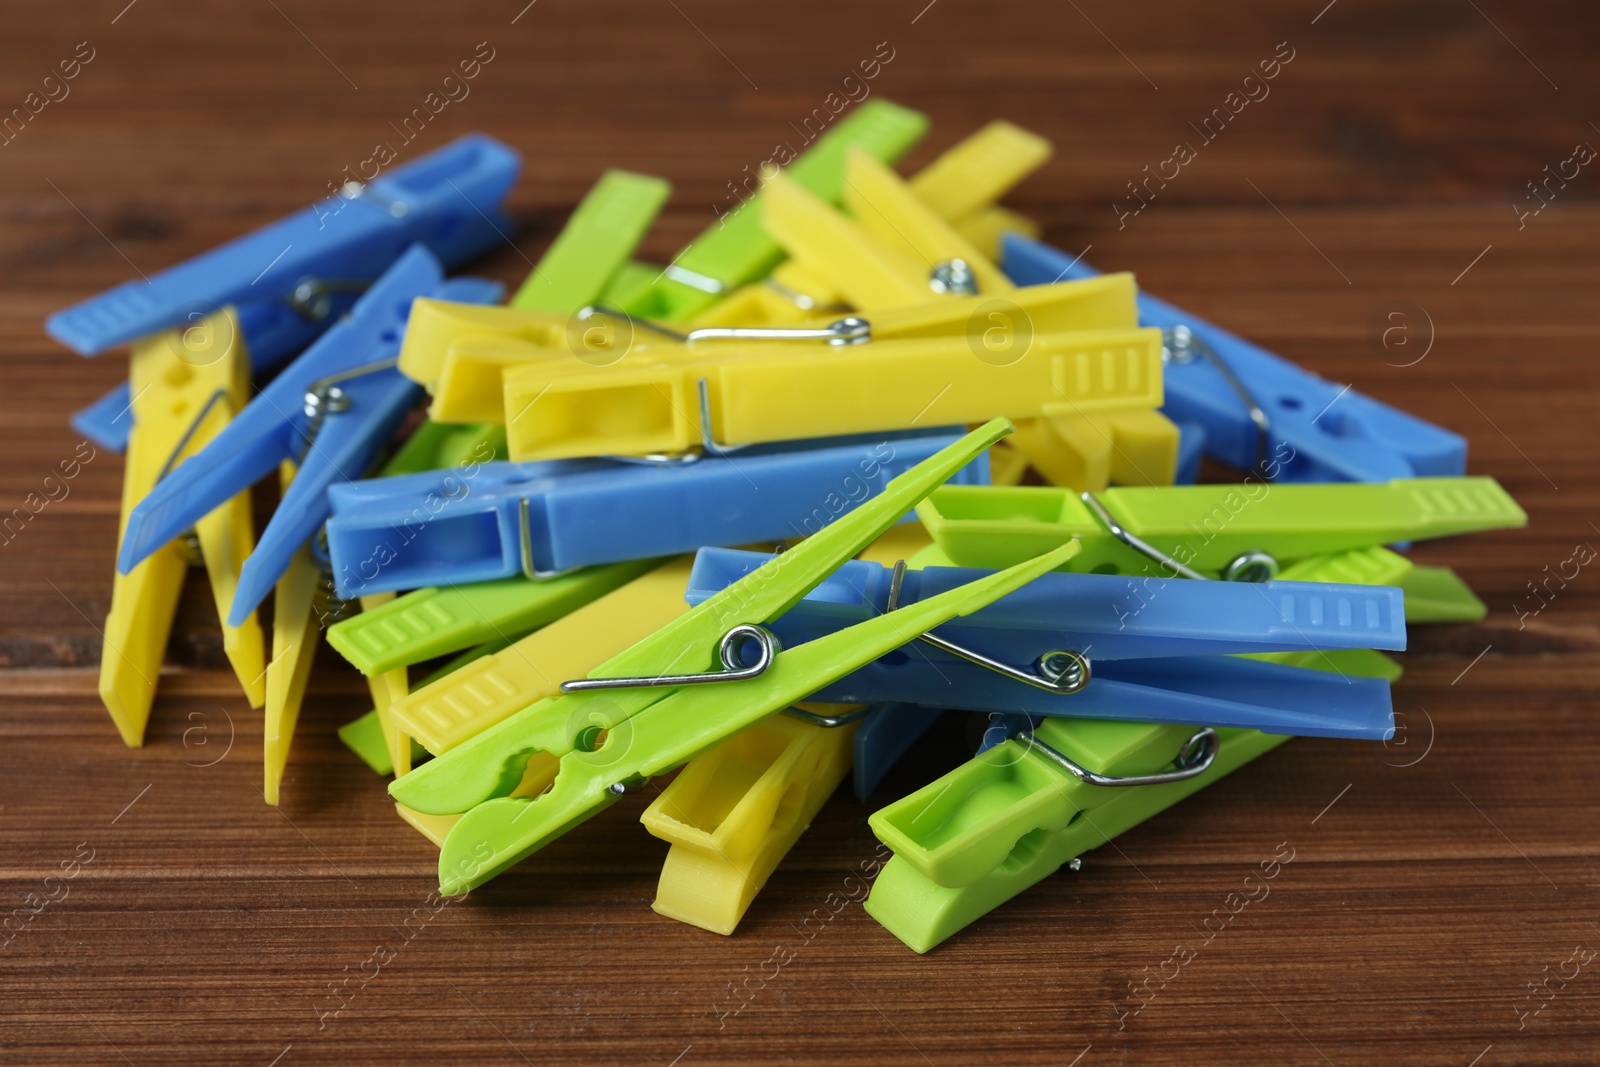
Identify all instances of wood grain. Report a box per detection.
[2,1,1598,1063]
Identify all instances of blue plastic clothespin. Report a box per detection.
[686,548,1405,739]
[55,134,521,450]
[116,245,503,625]
[1000,234,1466,482]
[322,431,989,597]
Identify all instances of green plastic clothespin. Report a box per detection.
[614,98,930,323]
[326,559,658,676]
[865,720,1288,953]
[389,419,1077,895]
[510,169,672,311]
[919,478,1527,579]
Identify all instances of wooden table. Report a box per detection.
[3,1,1597,1063]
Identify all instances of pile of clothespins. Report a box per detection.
[53,99,1527,953]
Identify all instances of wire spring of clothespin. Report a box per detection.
[309,528,352,628]
[296,357,401,465]
[154,387,237,568]
[928,258,979,296]
[1162,324,1273,478]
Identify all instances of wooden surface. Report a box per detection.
[3,1,1599,1063]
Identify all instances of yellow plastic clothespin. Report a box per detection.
[403,272,1145,435]
[264,470,321,805]
[500,319,1163,461]
[100,308,265,747]
[642,709,860,935]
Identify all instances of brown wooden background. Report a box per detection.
[3,1,1598,1063]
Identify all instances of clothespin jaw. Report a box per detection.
[613,99,929,323]
[865,721,1288,952]
[917,477,1527,576]
[499,325,1162,462]
[323,431,984,594]
[264,489,322,806]
[906,119,1053,224]
[100,307,263,745]
[1008,409,1181,491]
[48,134,519,357]
[643,711,859,934]
[511,169,672,312]
[326,560,656,676]
[1001,233,1469,482]
[397,300,574,422]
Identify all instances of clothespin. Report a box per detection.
[401,273,1143,430]
[642,709,860,935]
[51,135,518,358]
[387,557,696,769]
[1001,234,1469,481]
[609,99,930,323]
[56,135,520,450]
[497,318,1161,461]
[322,430,986,595]
[917,477,1527,578]
[687,548,1403,738]
[864,720,1289,952]
[387,419,1078,895]
[100,308,264,746]
[114,246,504,625]
[327,560,656,675]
